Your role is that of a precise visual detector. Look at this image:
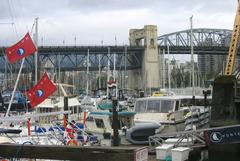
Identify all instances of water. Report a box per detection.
[188,144,240,161]
[186,144,240,161]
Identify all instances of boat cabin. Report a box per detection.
[134,95,210,125]
[85,111,136,139]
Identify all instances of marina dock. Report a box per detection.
[0,144,148,161]
[1,1,240,161]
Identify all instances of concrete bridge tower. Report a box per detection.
[129,25,160,90]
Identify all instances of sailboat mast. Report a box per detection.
[124,45,127,89]
[167,44,171,91]
[107,47,110,98]
[98,54,101,89]
[86,48,89,96]
[114,36,117,97]
[99,40,103,89]
[58,54,61,97]
[34,17,38,84]
[190,16,195,96]
[162,49,166,89]
[114,36,116,81]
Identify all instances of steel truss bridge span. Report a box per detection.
[158,28,233,55]
[0,46,144,73]
[0,28,236,73]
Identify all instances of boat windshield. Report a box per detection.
[161,100,174,113]
[135,100,146,112]
[147,100,161,112]
[135,99,174,113]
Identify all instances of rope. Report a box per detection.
[13,141,33,161]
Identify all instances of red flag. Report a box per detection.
[5,32,36,64]
[26,73,56,107]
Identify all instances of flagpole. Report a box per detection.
[5,58,25,117]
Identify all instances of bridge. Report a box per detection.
[158,28,232,55]
[0,46,144,72]
[0,27,234,89]
[0,28,233,72]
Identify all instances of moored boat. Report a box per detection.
[125,94,211,144]
[85,110,136,144]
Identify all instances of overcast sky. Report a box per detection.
[0,0,237,46]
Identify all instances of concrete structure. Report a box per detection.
[129,25,160,89]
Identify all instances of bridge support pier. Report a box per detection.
[129,25,160,92]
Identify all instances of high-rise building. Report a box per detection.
[198,54,226,77]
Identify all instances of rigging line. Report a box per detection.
[17,0,30,32]
[0,49,11,80]
[30,21,35,35]
[7,0,18,38]
[0,22,14,25]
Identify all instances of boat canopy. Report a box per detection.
[97,101,112,110]
[89,111,136,117]
[0,128,22,134]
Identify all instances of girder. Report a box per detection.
[159,46,236,55]
[0,46,143,73]
[158,28,232,47]
[0,28,236,73]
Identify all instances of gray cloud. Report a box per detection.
[0,0,236,20]
[0,0,237,46]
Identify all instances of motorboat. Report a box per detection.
[85,110,136,144]
[126,95,211,144]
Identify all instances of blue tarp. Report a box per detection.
[97,101,112,110]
